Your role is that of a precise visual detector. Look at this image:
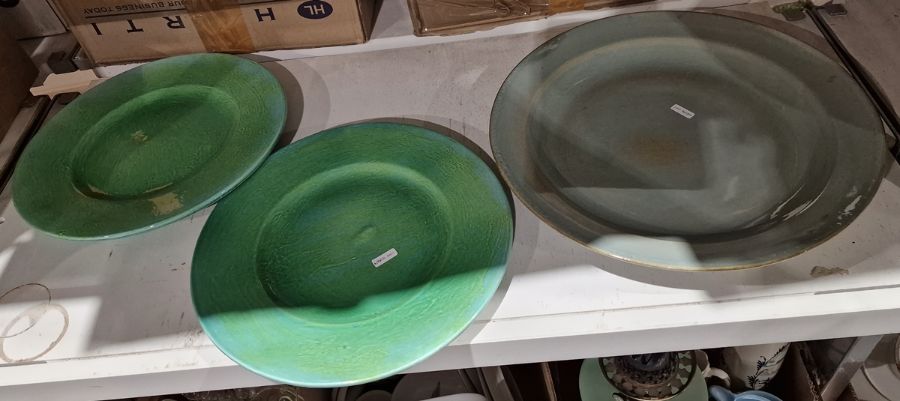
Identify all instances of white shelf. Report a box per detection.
[3,1,900,400]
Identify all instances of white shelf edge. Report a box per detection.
[3,285,900,400]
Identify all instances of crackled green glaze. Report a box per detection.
[191,123,513,387]
[12,53,286,239]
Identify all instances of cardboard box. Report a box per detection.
[50,0,376,64]
[407,0,649,36]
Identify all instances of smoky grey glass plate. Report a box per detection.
[490,11,888,271]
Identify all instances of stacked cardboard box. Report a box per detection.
[51,0,376,64]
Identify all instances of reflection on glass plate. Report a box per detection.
[490,11,887,270]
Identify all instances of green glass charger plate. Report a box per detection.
[490,11,887,270]
[13,53,286,239]
[191,123,513,387]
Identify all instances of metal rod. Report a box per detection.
[820,335,883,401]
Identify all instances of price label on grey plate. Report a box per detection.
[670,104,695,119]
[372,248,398,268]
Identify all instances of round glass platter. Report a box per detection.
[13,53,287,239]
[191,123,513,386]
[490,11,887,270]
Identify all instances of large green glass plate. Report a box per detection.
[191,123,513,387]
[491,11,887,270]
[13,53,286,239]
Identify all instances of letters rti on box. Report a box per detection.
[87,2,335,36]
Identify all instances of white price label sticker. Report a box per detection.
[372,248,398,268]
[670,104,695,119]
